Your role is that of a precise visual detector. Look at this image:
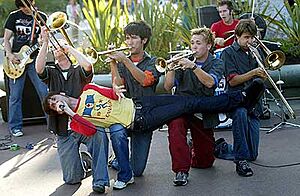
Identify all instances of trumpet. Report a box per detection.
[95,46,132,63]
[248,39,295,119]
[155,51,196,73]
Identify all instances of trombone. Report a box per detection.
[248,37,296,119]
[155,51,196,73]
[20,0,97,64]
[19,0,63,50]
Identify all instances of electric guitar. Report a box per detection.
[3,43,39,79]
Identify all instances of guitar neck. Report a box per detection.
[25,43,40,56]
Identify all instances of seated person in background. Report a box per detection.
[211,0,239,49]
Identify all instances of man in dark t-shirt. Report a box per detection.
[221,19,266,177]
[3,0,48,137]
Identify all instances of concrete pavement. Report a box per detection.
[1,101,300,196]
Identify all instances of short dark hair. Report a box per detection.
[217,0,234,12]
[15,0,33,8]
[124,20,152,49]
[42,91,61,116]
[235,19,257,37]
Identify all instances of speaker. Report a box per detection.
[196,5,221,28]
[2,73,46,124]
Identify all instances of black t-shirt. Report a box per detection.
[4,9,47,54]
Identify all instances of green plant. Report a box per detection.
[265,0,300,44]
[0,0,15,37]
[262,0,300,61]
[233,0,270,17]
[133,0,183,58]
[81,0,130,73]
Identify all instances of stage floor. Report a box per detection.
[1,100,300,196]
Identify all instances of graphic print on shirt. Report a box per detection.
[82,94,112,119]
[15,18,40,44]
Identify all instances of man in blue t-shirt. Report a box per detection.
[164,27,223,186]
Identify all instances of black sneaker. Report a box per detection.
[81,151,92,173]
[93,185,105,194]
[235,160,253,177]
[173,171,189,186]
[243,78,265,111]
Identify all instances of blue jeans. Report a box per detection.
[110,130,153,177]
[231,107,260,161]
[130,131,153,176]
[57,129,109,187]
[8,61,48,131]
[109,124,133,181]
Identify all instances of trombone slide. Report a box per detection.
[249,45,296,119]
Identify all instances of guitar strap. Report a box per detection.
[29,11,38,46]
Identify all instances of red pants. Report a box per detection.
[167,115,215,173]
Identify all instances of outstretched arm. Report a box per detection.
[36,27,48,74]
[63,45,93,72]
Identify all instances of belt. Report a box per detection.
[131,98,144,131]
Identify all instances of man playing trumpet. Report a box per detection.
[106,21,161,187]
[164,27,223,186]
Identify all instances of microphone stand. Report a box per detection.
[266,69,300,134]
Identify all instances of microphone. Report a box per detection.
[59,104,65,111]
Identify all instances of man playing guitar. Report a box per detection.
[3,0,48,137]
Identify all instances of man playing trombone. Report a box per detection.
[220,19,267,177]
[35,27,109,193]
[164,27,223,186]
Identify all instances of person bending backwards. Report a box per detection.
[43,79,264,190]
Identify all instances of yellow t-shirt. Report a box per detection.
[75,84,135,128]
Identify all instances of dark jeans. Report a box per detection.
[231,107,260,161]
[133,91,244,132]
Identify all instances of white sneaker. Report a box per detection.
[10,129,23,137]
[113,177,134,190]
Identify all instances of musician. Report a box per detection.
[211,0,239,49]
[35,28,109,193]
[3,0,48,137]
[106,20,160,188]
[221,19,267,177]
[164,27,223,186]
